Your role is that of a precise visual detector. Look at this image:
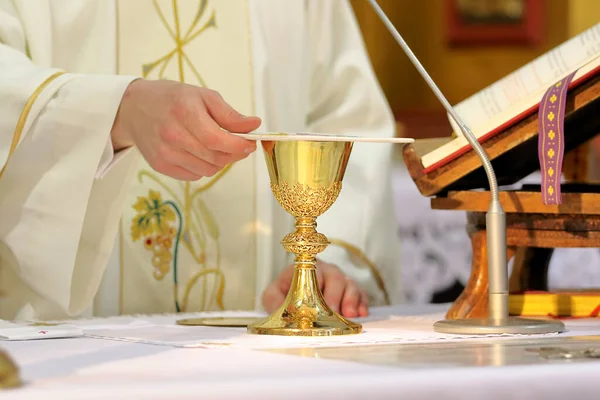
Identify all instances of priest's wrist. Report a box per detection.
[110,78,143,151]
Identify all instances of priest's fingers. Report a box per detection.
[188,89,258,155]
[316,265,325,291]
[358,290,369,317]
[159,122,250,168]
[182,110,257,157]
[261,264,297,313]
[156,164,203,181]
[193,117,257,156]
[340,279,363,318]
[175,151,223,178]
[261,284,285,313]
[162,116,253,165]
[276,264,296,294]
[320,262,346,314]
[184,142,242,169]
[151,146,222,180]
[201,89,262,133]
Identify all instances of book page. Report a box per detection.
[450,23,600,138]
[422,54,600,169]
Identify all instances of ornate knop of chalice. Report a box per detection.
[247,139,362,336]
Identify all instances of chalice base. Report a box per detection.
[248,267,362,336]
[433,317,565,335]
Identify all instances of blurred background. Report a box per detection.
[348,0,600,304]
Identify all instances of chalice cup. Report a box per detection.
[247,139,362,336]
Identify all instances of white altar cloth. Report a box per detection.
[2,304,600,400]
[47,309,600,349]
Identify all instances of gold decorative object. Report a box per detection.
[0,349,21,389]
[177,317,260,327]
[248,139,362,336]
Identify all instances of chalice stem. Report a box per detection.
[281,216,330,320]
[283,265,329,328]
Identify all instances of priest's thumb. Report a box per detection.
[261,285,286,313]
[201,88,261,132]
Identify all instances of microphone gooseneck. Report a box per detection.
[366,0,500,202]
[366,0,508,323]
[368,0,565,335]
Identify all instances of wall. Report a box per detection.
[568,0,600,36]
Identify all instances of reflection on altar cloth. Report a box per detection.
[267,335,600,368]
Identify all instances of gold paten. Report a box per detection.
[248,140,362,336]
[0,350,21,389]
[176,317,261,327]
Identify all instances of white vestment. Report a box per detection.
[0,0,402,321]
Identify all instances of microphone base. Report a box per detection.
[433,317,565,335]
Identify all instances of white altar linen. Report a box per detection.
[2,304,600,399]
[70,312,581,350]
[3,307,588,349]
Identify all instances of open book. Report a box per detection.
[421,23,600,173]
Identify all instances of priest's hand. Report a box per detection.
[261,260,369,318]
[111,79,261,181]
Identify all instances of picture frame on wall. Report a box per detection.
[445,0,543,47]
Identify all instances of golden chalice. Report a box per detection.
[248,139,362,336]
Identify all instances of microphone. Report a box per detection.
[367,0,564,335]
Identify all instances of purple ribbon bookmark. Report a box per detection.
[538,71,578,205]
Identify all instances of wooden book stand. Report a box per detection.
[402,74,600,319]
